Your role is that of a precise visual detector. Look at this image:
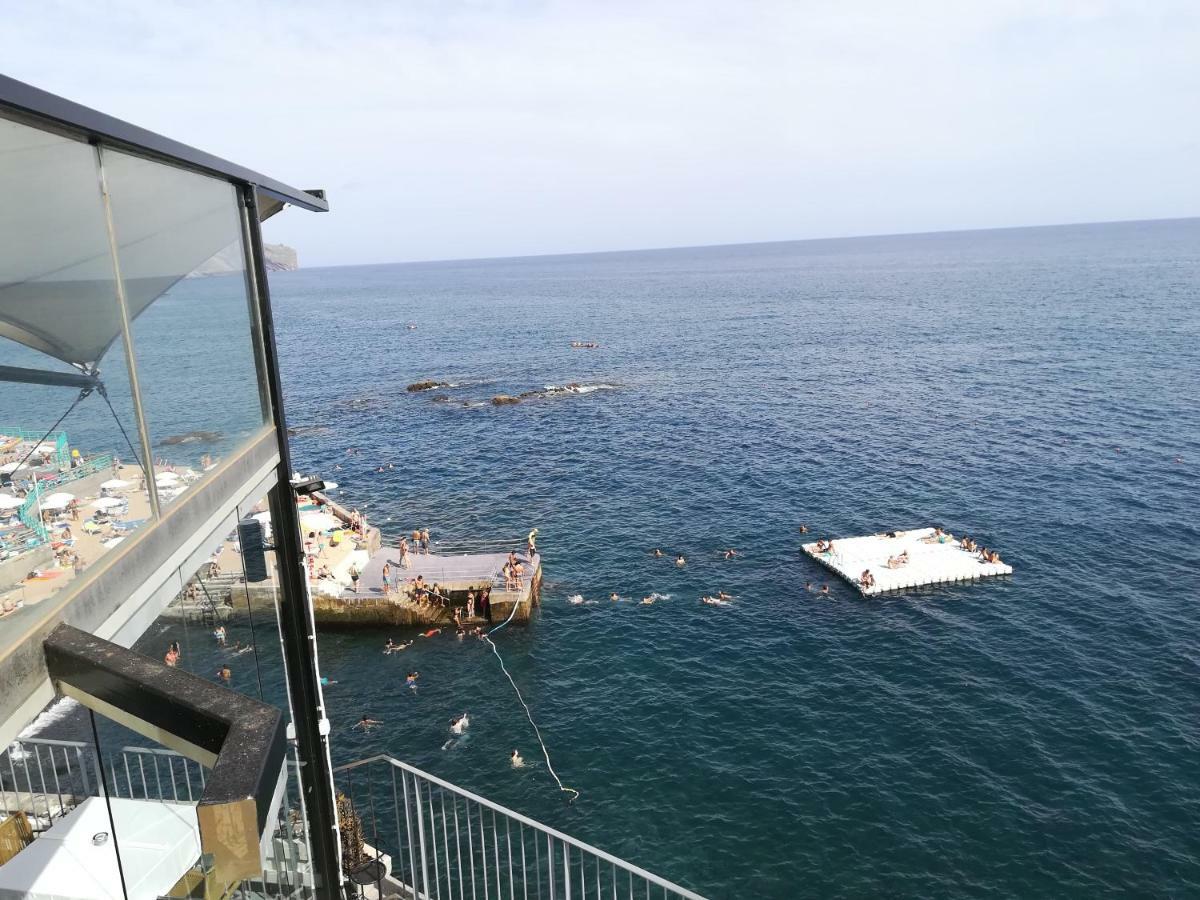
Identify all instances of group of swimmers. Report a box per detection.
[650,548,688,567]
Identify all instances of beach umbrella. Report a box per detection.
[91,496,124,510]
[323,481,338,490]
[0,461,30,474]
[300,512,340,533]
[0,494,24,510]
[100,478,131,490]
[155,472,181,485]
[41,492,74,510]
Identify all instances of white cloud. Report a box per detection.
[6,0,1199,264]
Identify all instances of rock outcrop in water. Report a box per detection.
[407,380,450,392]
[157,430,223,446]
[491,395,521,406]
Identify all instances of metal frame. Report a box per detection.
[0,73,327,212]
[242,183,345,896]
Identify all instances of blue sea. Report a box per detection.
[32,219,1200,897]
[265,218,1200,898]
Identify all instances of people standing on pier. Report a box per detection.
[349,564,360,594]
[466,590,476,619]
[526,528,538,558]
[399,537,411,568]
[420,527,431,553]
[479,585,491,620]
[381,563,391,596]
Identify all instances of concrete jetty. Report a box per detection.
[315,547,542,630]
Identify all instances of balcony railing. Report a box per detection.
[335,754,706,900]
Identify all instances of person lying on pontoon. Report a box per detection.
[886,551,910,569]
[859,569,876,588]
[921,527,952,544]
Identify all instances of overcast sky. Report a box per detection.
[7,1,1199,266]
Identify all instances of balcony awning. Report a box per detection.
[0,132,288,372]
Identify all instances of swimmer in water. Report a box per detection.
[717,591,733,601]
[804,581,813,591]
[420,628,442,638]
[568,594,584,605]
[798,524,809,533]
[320,675,338,686]
[821,584,830,595]
[450,713,470,734]
[723,549,738,559]
[405,671,420,690]
[609,592,620,602]
[353,715,382,731]
[651,548,664,558]
[641,596,656,604]
[675,555,686,567]
[511,749,524,768]
[384,639,396,654]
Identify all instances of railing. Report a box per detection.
[13,453,115,544]
[4,737,316,897]
[0,737,207,828]
[335,755,706,900]
[0,428,69,469]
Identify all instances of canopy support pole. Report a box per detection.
[0,364,101,390]
[94,142,160,518]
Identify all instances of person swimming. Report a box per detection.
[651,548,664,558]
[568,594,585,604]
[609,592,620,602]
[641,596,656,604]
[675,554,686,567]
[820,584,830,594]
[798,524,809,533]
[511,749,524,768]
[405,671,420,690]
[450,713,470,734]
[420,628,441,638]
[384,638,396,653]
[723,549,738,559]
[354,715,382,731]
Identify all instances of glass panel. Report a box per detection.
[0,115,157,631]
[99,147,268,504]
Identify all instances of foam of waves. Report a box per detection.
[20,697,81,738]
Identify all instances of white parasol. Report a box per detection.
[0,494,24,510]
[100,478,131,491]
[0,461,30,474]
[91,496,125,510]
[155,472,181,485]
[41,492,74,511]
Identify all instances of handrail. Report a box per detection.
[335,753,706,899]
[13,453,115,544]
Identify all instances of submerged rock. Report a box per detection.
[157,430,222,446]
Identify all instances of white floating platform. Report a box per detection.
[802,527,1012,596]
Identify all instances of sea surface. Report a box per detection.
[32,219,1200,897]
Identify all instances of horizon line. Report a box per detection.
[294,214,1199,272]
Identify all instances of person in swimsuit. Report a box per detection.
[675,554,686,567]
[354,716,382,731]
[511,749,524,767]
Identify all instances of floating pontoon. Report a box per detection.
[803,527,1012,596]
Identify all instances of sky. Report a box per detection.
[6,1,1200,266]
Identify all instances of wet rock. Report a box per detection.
[407,380,449,392]
[157,430,223,446]
[491,395,521,406]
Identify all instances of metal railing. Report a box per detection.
[3,737,316,898]
[13,453,115,543]
[335,755,706,900]
[0,737,207,828]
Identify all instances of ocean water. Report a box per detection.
[27,219,1200,897]
[265,219,1200,898]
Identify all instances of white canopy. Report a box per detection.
[0,461,30,474]
[155,472,181,485]
[91,496,125,510]
[0,118,280,371]
[0,494,24,510]
[41,492,74,510]
[100,478,131,490]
